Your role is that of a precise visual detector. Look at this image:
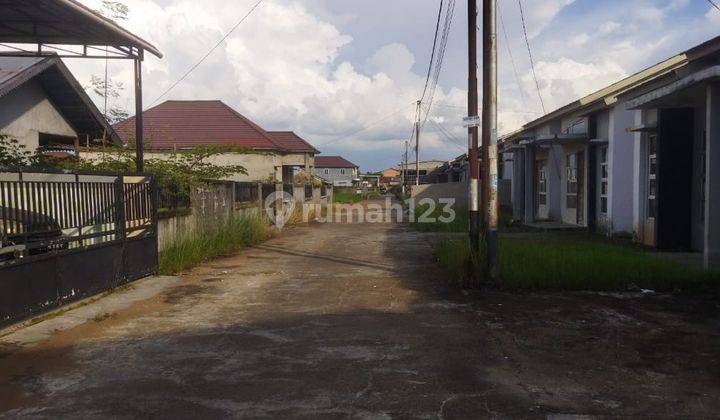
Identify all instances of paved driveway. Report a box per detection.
[1,198,719,418]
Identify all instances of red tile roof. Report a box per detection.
[112,100,281,151]
[315,156,358,169]
[267,131,319,154]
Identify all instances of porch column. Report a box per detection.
[705,83,720,269]
[524,145,535,223]
[512,149,525,221]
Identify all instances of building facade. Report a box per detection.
[314,156,359,186]
[500,36,720,267]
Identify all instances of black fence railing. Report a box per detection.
[304,185,313,199]
[235,182,258,203]
[283,184,294,197]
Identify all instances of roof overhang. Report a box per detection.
[535,133,588,145]
[626,65,720,110]
[0,0,162,60]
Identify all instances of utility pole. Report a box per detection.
[415,100,422,186]
[481,0,499,277]
[401,140,409,195]
[468,0,481,263]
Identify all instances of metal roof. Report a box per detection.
[0,55,120,143]
[315,156,358,169]
[267,131,320,154]
[112,101,285,151]
[0,0,162,59]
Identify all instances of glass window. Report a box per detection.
[647,134,658,220]
[599,146,609,215]
[567,153,579,209]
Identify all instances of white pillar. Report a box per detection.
[705,83,720,269]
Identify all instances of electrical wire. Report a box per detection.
[421,0,456,128]
[149,0,265,107]
[316,102,417,147]
[420,0,445,104]
[517,0,546,115]
[708,0,720,12]
[498,0,529,121]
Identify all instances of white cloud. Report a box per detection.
[599,21,622,35]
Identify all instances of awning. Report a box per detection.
[0,0,162,59]
[626,65,720,110]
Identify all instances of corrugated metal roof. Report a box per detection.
[315,156,358,168]
[0,0,162,58]
[267,131,319,154]
[113,101,283,151]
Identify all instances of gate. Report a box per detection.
[0,169,158,326]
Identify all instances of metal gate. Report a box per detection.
[0,169,158,326]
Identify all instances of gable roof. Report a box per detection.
[113,100,283,151]
[0,55,120,143]
[0,0,162,58]
[501,34,720,142]
[267,131,319,154]
[315,156,358,169]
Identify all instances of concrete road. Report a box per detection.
[1,198,719,418]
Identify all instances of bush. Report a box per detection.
[159,211,269,275]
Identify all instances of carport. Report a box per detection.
[0,0,163,172]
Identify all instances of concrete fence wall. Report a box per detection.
[410,182,468,209]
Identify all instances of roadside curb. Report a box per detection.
[0,275,180,348]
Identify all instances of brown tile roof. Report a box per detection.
[267,131,319,154]
[112,100,281,151]
[315,156,358,169]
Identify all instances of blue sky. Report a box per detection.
[72,0,720,172]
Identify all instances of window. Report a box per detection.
[600,146,609,214]
[566,153,578,209]
[340,169,346,175]
[647,134,658,219]
[324,169,329,175]
[538,160,547,206]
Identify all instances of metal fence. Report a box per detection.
[283,184,293,197]
[0,169,158,326]
[234,182,258,203]
[261,183,275,201]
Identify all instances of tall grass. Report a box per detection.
[159,212,269,275]
[333,193,366,204]
[433,236,720,292]
[412,203,468,233]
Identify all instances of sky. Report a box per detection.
[68,0,720,172]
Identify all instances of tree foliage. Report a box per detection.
[0,135,34,168]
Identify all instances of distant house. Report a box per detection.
[0,56,119,158]
[360,173,380,188]
[314,156,359,186]
[399,160,447,185]
[99,100,318,184]
[380,168,401,186]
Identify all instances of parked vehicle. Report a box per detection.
[0,208,67,262]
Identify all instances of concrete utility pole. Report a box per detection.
[481,0,500,276]
[468,0,481,258]
[402,140,409,195]
[415,100,422,186]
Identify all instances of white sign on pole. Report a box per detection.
[462,115,481,128]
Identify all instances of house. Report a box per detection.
[399,160,447,185]
[0,56,119,158]
[500,35,720,267]
[314,156,359,186]
[380,168,401,186]
[99,100,318,184]
[360,173,380,188]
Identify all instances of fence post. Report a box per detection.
[114,175,126,241]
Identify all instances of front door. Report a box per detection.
[643,133,658,247]
[535,159,548,219]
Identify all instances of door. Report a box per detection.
[566,153,579,225]
[535,159,548,219]
[643,133,658,247]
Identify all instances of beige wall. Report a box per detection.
[0,80,77,151]
[410,182,468,209]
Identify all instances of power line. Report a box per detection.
[316,102,416,147]
[149,0,265,107]
[709,0,720,11]
[421,0,456,128]
[517,0,546,115]
[498,0,529,120]
[420,0,445,104]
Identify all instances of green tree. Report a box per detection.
[0,135,33,168]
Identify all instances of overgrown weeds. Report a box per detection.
[159,212,270,275]
[433,236,720,293]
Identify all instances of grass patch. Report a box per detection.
[411,203,468,233]
[433,236,720,293]
[159,212,269,275]
[333,193,367,204]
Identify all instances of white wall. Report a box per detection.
[608,104,637,234]
[0,80,77,151]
